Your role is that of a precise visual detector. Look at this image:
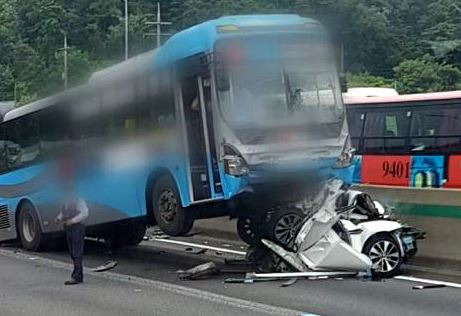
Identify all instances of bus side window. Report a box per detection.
[5,113,40,169]
[72,95,103,148]
[410,106,461,152]
[347,110,364,152]
[103,82,137,138]
[138,73,175,133]
[0,125,7,173]
[39,105,72,158]
[363,110,409,153]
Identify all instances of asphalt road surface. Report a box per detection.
[1,233,461,316]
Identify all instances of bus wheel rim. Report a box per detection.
[22,212,36,243]
[369,240,400,273]
[158,189,177,223]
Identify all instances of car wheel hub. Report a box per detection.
[274,214,303,245]
[369,240,400,273]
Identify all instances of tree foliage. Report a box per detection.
[1,0,461,103]
[394,55,461,93]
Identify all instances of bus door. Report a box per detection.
[178,55,221,202]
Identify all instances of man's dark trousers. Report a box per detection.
[65,223,85,282]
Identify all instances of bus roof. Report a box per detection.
[3,96,57,122]
[154,14,322,66]
[89,50,157,82]
[345,90,461,106]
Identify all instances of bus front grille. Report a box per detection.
[0,205,10,230]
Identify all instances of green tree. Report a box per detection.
[394,55,461,93]
[346,72,394,88]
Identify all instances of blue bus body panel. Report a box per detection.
[154,14,322,67]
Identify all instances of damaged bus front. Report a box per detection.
[209,17,353,243]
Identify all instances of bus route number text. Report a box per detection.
[382,161,410,179]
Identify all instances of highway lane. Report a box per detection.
[1,233,461,316]
[0,247,300,316]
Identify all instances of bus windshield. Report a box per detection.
[215,35,344,143]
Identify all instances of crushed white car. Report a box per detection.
[258,179,424,277]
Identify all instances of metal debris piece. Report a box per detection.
[247,271,357,279]
[177,262,219,280]
[281,278,298,287]
[193,249,207,255]
[413,284,446,290]
[93,260,118,272]
[224,258,253,266]
[223,277,280,284]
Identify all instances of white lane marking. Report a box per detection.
[152,238,247,256]
[394,275,461,289]
[0,248,301,316]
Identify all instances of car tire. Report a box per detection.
[363,234,402,278]
[237,215,263,245]
[17,202,45,251]
[265,208,305,247]
[152,175,193,236]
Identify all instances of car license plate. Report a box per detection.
[402,236,414,250]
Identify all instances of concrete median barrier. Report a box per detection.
[355,184,461,262]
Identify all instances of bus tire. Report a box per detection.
[17,202,45,252]
[181,216,194,236]
[152,175,192,236]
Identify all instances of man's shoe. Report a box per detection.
[64,279,82,285]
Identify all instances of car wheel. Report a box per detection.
[152,175,193,236]
[266,208,305,247]
[237,216,262,245]
[17,202,45,251]
[363,234,402,278]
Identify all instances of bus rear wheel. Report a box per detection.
[17,202,45,251]
[152,175,193,236]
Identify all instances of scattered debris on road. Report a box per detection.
[281,278,298,287]
[93,260,118,272]
[413,284,446,290]
[177,262,220,280]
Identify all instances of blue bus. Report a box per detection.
[0,14,351,250]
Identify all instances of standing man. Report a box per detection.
[55,159,89,285]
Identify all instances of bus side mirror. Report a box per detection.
[340,73,347,93]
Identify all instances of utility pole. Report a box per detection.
[63,34,68,90]
[145,2,172,48]
[125,0,129,60]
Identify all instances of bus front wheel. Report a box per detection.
[17,202,45,251]
[152,175,193,236]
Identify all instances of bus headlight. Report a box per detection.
[223,155,249,176]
